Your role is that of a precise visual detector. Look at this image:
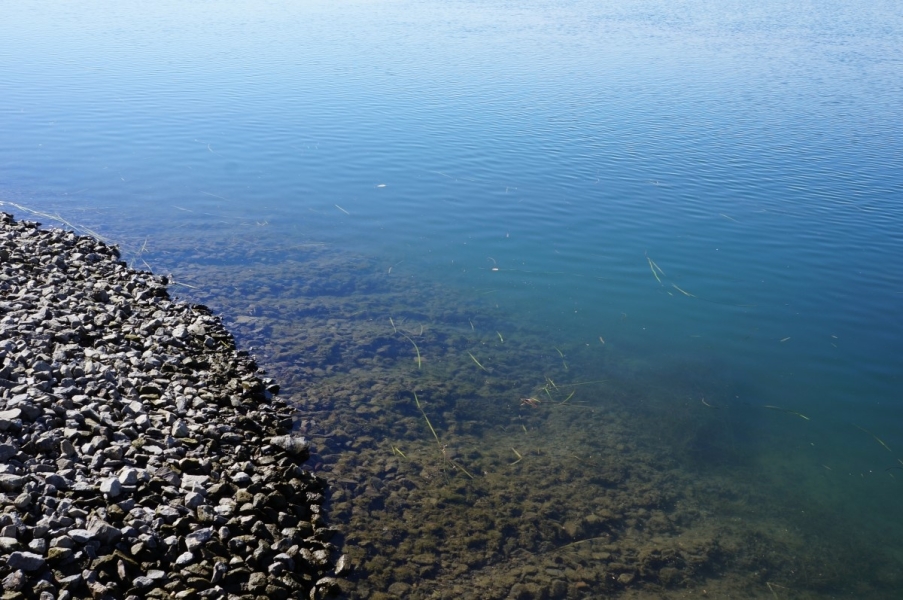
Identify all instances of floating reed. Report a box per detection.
[413,391,474,479]
[467,351,488,372]
[413,392,440,447]
[401,334,421,369]
[763,405,810,421]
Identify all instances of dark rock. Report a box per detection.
[6,550,46,571]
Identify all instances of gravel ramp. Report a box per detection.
[0,213,343,599]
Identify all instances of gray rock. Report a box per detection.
[181,474,209,490]
[174,551,195,567]
[0,473,26,492]
[269,434,310,456]
[247,571,267,591]
[59,438,76,457]
[184,527,214,551]
[0,537,20,551]
[124,400,144,416]
[184,492,205,509]
[335,554,350,575]
[44,473,69,490]
[2,569,26,590]
[57,573,82,588]
[50,536,75,549]
[88,519,121,545]
[230,472,251,486]
[171,420,189,438]
[14,403,41,421]
[68,528,96,543]
[0,408,22,421]
[0,443,17,461]
[118,467,139,485]
[6,550,46,571]
[210,561,227,584]
[197,505,217,523]
[99,477,121,498]
[13,492,31,509]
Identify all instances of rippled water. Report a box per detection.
[3,0,903,597]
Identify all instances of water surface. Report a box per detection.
[2,0,903,597]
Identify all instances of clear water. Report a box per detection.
[3,0,903,596]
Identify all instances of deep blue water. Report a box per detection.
[3,0,903,594]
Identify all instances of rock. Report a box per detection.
[388,582,412,596]
[59,439,76,457]
[0,473,26,492]
[88,519,122,545]
[2,570,26,590]
[99,477,121,498]
[334,554,350,575]
[6,551,46,571]
[68,529,95,543]
[47,547,74,562]
[230,472,251,486]
[0,408,22,421]
[131,575,155,589]
[124,400,145,416]
[268,435,310,456]
[172,420,190,438]
[247,571,267,592]
[618,572,636,585]
[0,443,17,461]
[185,528,214,551]
[45,473,69,490]
[57,573,82,588]
[184,492,205,509]
[196,505,217,523]
[0,537,21,552]
[210,561,227,584]
[118,467,139,485]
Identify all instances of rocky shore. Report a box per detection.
[0,213,343,599]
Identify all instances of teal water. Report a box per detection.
[3,0,903,596]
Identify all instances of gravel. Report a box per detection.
[0,213,343,599]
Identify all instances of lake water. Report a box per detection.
[3,0,903,597]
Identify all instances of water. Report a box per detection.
[3,0,903,596]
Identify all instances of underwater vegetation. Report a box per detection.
[106,227,900,599]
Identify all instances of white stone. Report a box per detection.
[99,477,121,498]
[118,467,139,486]
[171,420,189,438]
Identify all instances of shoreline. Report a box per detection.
[0,213,343,599]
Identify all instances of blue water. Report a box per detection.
[3,0,903,595]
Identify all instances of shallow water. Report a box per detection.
[3,0,903,597]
